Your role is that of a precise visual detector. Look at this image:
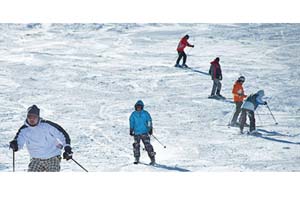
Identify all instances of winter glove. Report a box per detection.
[264,101,268,105]
[191,45,195,48]
[130,128,134,136]
[63,146,73,160]
[219,75,223,80]
[9,139,18,152]
[149,128,153,135]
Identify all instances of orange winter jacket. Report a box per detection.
[232,81,247,102]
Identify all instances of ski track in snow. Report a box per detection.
[0,23,300,172]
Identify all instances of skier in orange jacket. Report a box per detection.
[230,76,247,126]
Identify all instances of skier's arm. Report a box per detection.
[16,131,26,150]
[256,96,266,105]
[10,125,27,151]
[187,41,194,47]
[209,65,212,75]
[44,120,71,147]
[15,125,27,150]
[147,112,153,135]
[129,113,135,135]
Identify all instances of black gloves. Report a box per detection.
[63,146,73,160]
[264,101,268,105]
[219,75,223,80]
[149,128,153,135]
[9,140,18,152]
[191,45,195,48]
[130,128,134,136]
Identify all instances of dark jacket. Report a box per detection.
[209,59,222,80]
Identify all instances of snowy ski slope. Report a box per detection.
[0,23,299,172]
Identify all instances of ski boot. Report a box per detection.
[182,64,189,68]
[208,94,216,99]
[133,157,139,165]
[149,157,156,166]
[229,122,239,127]
[249,130,258,135]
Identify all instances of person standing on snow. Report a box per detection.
[9,105,73,172]
[230,76,247,126]
[175,34,194,68]
[129,100,156,165]
[240,90,267,133]
[209,57,224,98]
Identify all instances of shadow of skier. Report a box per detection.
[187,67,210,76]
[249,129,300,145]
[258,129,300,138]
[140,162,191,172]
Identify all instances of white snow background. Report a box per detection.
[0,23,299,172]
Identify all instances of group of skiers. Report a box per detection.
[9,100,155,171]
[8,34,268,172]
[175,34,268,133]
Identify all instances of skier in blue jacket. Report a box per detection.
[129,100,156,165]
[240,90,267,134]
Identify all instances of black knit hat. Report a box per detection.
[27,105,40,117]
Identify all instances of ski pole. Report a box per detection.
[71,158,88,172]
[151,135,166,148]
[13,150,15,172]
[227,106,236,127]
[256,109,263,126]
[266,104,278,125]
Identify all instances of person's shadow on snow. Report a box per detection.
[250,129,300,145]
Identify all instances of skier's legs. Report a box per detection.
[211,79,218,96]
[248,111,256,132]
[141,134,156,160]
[46,156,61,172]
[176,51,183,65]
[239,109,247,132]
[231,102,243,125]
[216,80,222,95]
[28,158,45,172]
[133,135,141,159]
[182,51,187,65]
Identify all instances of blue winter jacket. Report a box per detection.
[129,110,152,135]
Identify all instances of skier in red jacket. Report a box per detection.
[175,35,194,68]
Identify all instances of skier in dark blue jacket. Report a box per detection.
[129,100,156,165]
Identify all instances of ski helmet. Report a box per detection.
[184,34,190,39]
[238,76,245,82]
[257,90,265,97]
[134,100,144,110]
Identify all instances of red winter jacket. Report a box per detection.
[209,59,222,80]
[177,37,193,52]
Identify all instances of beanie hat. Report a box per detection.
[27,105,40,117]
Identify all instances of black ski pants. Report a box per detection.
[176,51,187,65]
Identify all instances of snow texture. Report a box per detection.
[0,23,299,172]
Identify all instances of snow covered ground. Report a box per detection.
[0,23,299,172]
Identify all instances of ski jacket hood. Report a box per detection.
[135,100,144,110]
[257,90,265,98]
[210,58,220,65]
